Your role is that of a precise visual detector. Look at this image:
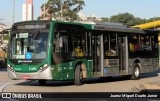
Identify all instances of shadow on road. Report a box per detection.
[141,69,160,78]
[15,80,74,87]
[14,69,160,87]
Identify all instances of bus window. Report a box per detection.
[52,30,70,64]
[10,31,49,59]
[151,35,158,49]
[110,34,117,56]
[104,34,109,57]
[140,35,151,51]
[104,34,117,57]
[151,35,158,57]
[129,34,158,58]
[71,31,85,58]
[53,31,68,53]
[129,35,140,52]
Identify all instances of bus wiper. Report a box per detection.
[33,30,40,39]
[29,30,40,39]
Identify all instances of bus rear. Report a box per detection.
[7,21,52,83]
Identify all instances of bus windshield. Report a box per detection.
[9,31,49,59]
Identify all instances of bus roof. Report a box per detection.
[54,21,146,34]
[13,20,146,34]
[143,29,160,34]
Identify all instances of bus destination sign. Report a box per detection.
[16,24,48,30]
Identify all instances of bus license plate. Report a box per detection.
[22,75,30,79]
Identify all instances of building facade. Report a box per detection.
[0,22,7,32]
[22,0,33,21]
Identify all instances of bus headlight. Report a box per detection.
[39,64,49,72]
[7,64,10,68]
[7,64,14,72]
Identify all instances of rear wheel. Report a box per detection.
[131,64,140,80]
[74,65,82,85]
[38,80,46,86]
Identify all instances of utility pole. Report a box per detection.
[61,1,63,20]
[12,0,15,24]
[44,0,46,18]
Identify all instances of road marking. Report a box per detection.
[0,83,19,101]
[0,83,11,92]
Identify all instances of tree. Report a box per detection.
[108,13,147,26]
[101,17,110,22]
[133,17,146,25]
[148,17,160,22]
[110,13,135,26]
[38,0,85,21]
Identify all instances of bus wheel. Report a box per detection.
[131,65,140,80]
[74,65,82,86]
[38,80,46,86]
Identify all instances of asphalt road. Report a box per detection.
[0,68,160,93]
[0,68,160,101]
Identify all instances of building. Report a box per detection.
[22,0,33,21]
[78,13,102,21]
[0,23,8,51]
[78,13,87,21]
[0,22,7,32]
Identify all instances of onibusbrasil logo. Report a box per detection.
[2,93,42,99]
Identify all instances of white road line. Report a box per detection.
[0,83,11,92]
[0,83,19,101]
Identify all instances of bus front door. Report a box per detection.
[118,35,128,74]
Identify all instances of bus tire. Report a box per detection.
[74,65,82,86]
[131,64,140,80]
[38,80,46,86]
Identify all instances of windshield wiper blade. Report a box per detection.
[33,30,40,39]
[29,30,40,39]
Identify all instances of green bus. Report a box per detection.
[7,20,160,85]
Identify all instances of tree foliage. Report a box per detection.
[110,13,134,26]
[101,17,110,22]
[101,13,160,27]
[148,17,160,22]
[38,0,85,21]
[109,13,146,26]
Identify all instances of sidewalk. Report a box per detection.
[134,84,160,92]
[136,80,160,92]
[141,84,160,91]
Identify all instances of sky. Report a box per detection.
[0,0,160,27]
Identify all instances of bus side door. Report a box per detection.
[118,35,128,74]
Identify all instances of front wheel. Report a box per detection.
[38,80,46,86]
[74,65,82,86]
[131,64,140,80]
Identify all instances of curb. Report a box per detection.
[136,84,160,92]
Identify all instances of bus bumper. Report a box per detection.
[7,67,53,80]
